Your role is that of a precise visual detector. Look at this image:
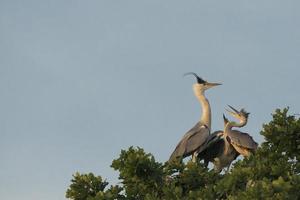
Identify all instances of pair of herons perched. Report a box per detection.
[169,73,258,172]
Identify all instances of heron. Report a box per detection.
[197,115,239,172]
[199,106,257,172]
[224,105,258,157]
[169,73,221,162]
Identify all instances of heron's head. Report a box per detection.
[183,72,222,95]
[226,105,250,126]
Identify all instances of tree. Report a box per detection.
[66,108,300,199]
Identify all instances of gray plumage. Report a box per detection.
[197,130,224,164]
[227,130,258,150]
[169,122,209,161]
[169,73,221,162]
[198,130,240,172]
[224,105,258,157]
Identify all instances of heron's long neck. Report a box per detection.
[196,94,211,130]
[224,120,246,135]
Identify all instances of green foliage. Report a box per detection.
[215,108,300,199]
[111,147,164,199]
[261,108,300,173]
[65,172,108,200]
[66,108,300,199]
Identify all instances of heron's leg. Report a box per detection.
[225,163,231,173]
[192,152,198,162]
[204,160,209,168]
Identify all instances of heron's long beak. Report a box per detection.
[223,114,229,124]
[226,105,239,117]
[228,105,239,113]
[206,82,222,89]
[207,82,222,86]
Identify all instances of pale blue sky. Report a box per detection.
[1,1,300,199]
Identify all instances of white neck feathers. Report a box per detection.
[196,93,211,130]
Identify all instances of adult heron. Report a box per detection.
[169,73,221,162]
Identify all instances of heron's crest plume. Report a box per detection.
[183,72,206,84]
[240,108,250,118]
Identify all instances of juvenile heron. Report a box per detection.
[198,116,239,172]
[224,105,258,157]
[169,73,221,162]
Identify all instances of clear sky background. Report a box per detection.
[1,1,300,199]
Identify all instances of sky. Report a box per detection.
[1,1,300,199]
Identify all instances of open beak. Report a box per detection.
[223,114,229,124]
[226,105,239,117]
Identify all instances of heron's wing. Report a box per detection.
[198,130,225,161]
[206,130,223,147]
[185,124,210,154]
[228,130,258,150]
[169,122,209,161]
